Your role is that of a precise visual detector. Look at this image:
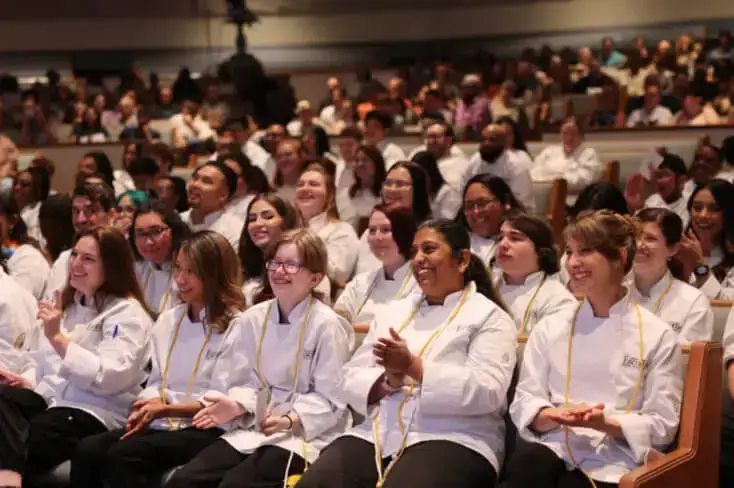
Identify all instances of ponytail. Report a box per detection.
[465,253,506,311]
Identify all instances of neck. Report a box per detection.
[634,265,667,295]
[587,283,624,317]
[303,210,324,223]
[189,301,205,321]
[503,269,537,286]
[191,206,220,224]
[663,190,682,204]
[282,171,300,186]
[382,256,406,279]
[426,281,464,306]
[278,292,310,317]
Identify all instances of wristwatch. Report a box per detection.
[694,264,710,278]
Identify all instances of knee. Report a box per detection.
[503,441,560,480]
[72,435,111,468]
[105,438,143,473]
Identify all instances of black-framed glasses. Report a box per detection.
[266,259,302,274]
[464,198,499,212]
[134,226,170,240]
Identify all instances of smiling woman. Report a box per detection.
[504,210,683,488]
[297,218,516,488]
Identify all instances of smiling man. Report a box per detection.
[180,162,243,251]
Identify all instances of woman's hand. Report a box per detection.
[260,410,295,436]
[677,230,707,281]
[0,369,29,389]
[38,291,64,340]
[192,393,245,430]
[374,328,415,375]
[122,398,167,439]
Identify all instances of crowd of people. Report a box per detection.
[0,28,733,488]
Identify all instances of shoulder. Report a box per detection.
[670,279,709,307]
[324,220,358,238]
[104,296,154,324]
[632,303,677,343]
[466,291,516,329]
[9,244,48,265]
[539,278,577,301]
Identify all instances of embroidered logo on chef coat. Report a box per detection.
[303,349,315,360]
[670,322,682,333]
[205,349,223,360]
[622,354,647,370]
[88,322,103,333]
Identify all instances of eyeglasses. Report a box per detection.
[464,198,498,212]
[383,179,412,190]
[266,259,302,274]
[134,226,170,240]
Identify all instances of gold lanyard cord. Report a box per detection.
[144,264,173,314]
[373,285,472,488]
[501,274,547,337]
[651,276,674,315]
[159,308,214,429]
[563,300,645,488]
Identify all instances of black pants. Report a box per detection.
[71,427,223,488]
[500,441,618,488]
[720,391,734,488]
[0,385,106,479]
[296,436,497,488]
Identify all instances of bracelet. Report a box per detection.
[282,414,294,430]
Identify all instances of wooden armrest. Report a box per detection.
[619,449,697,488]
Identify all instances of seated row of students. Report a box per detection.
[0,208,694,488]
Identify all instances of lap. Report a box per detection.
[165,438,245,487]
[296,436,378,488]
[108,427,222,461]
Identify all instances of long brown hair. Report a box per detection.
[178,231,246,333]
[61,226,153,318]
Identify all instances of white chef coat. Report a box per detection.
[531,145,603,205]
[470,232,498,272]
[20,201,44,246]
[510,293,683,484]
[334,261,418,324]
[631,270,713,345]
[42,249,72,301]
[378,140,407,171]
[137,304,235,431]
[307,213,359,284]
[31,295,154,429]
[354,229,382,276]
[468,150,535,212]
[217,297,353,461]
[227,194,255,221]
[181,208,244,252]
[431,184,463,220]
[336,188,380,231]
[0,268,37,376]
[113,169,136,197]
[436,154,473,196]
[334,159,355,193]
[243,139,276,182]
[693,247,734,300]
[643,193,690,229]
[135,260,178,315]
[626,106,674,127]
[496,271,578,335]
[6,243,50,300]
[340,282,517,475]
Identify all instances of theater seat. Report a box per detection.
[711,300,732,343]
[619,341,723,488]
[32,461,70,487]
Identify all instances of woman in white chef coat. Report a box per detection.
[337,144,386,230]
[238,194,300,306]
[494,211,578,335]
[273,138,308,206]
[13,166,50,245]
[0,226,153,487]
[411,150,463,220]
[70,230,247,488]
[299,218,518,488]
[355,161,433,275]
[296,162,359,284]
[632,208,713,345]
[458,173,523,274]
[335,203,418,324]
[0,265,38,382]
[165,228,353,488]
[675,179,734,299]
[131,199,193,315]
[504,210,683,488]
[0,199,50,300]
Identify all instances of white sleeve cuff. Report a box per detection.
[610,413,651,463]
[59,342,100,388]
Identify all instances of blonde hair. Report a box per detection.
[178,231,246,333]
[257,229,328,303]
[564,210,638,274]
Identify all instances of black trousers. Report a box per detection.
[296,436,497,488]
[71,427,223,488]
[166,439,306,488]
[0,385,106,479]
[500,441,618,488]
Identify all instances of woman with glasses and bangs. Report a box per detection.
[355,161,433,275]
[457,174,524,275]
[130,199,193,315]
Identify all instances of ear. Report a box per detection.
[678,174,688,188]
[618,248,629,271]
[668,242,681,258]
[457,249,472,274]
[310,272,324,288]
